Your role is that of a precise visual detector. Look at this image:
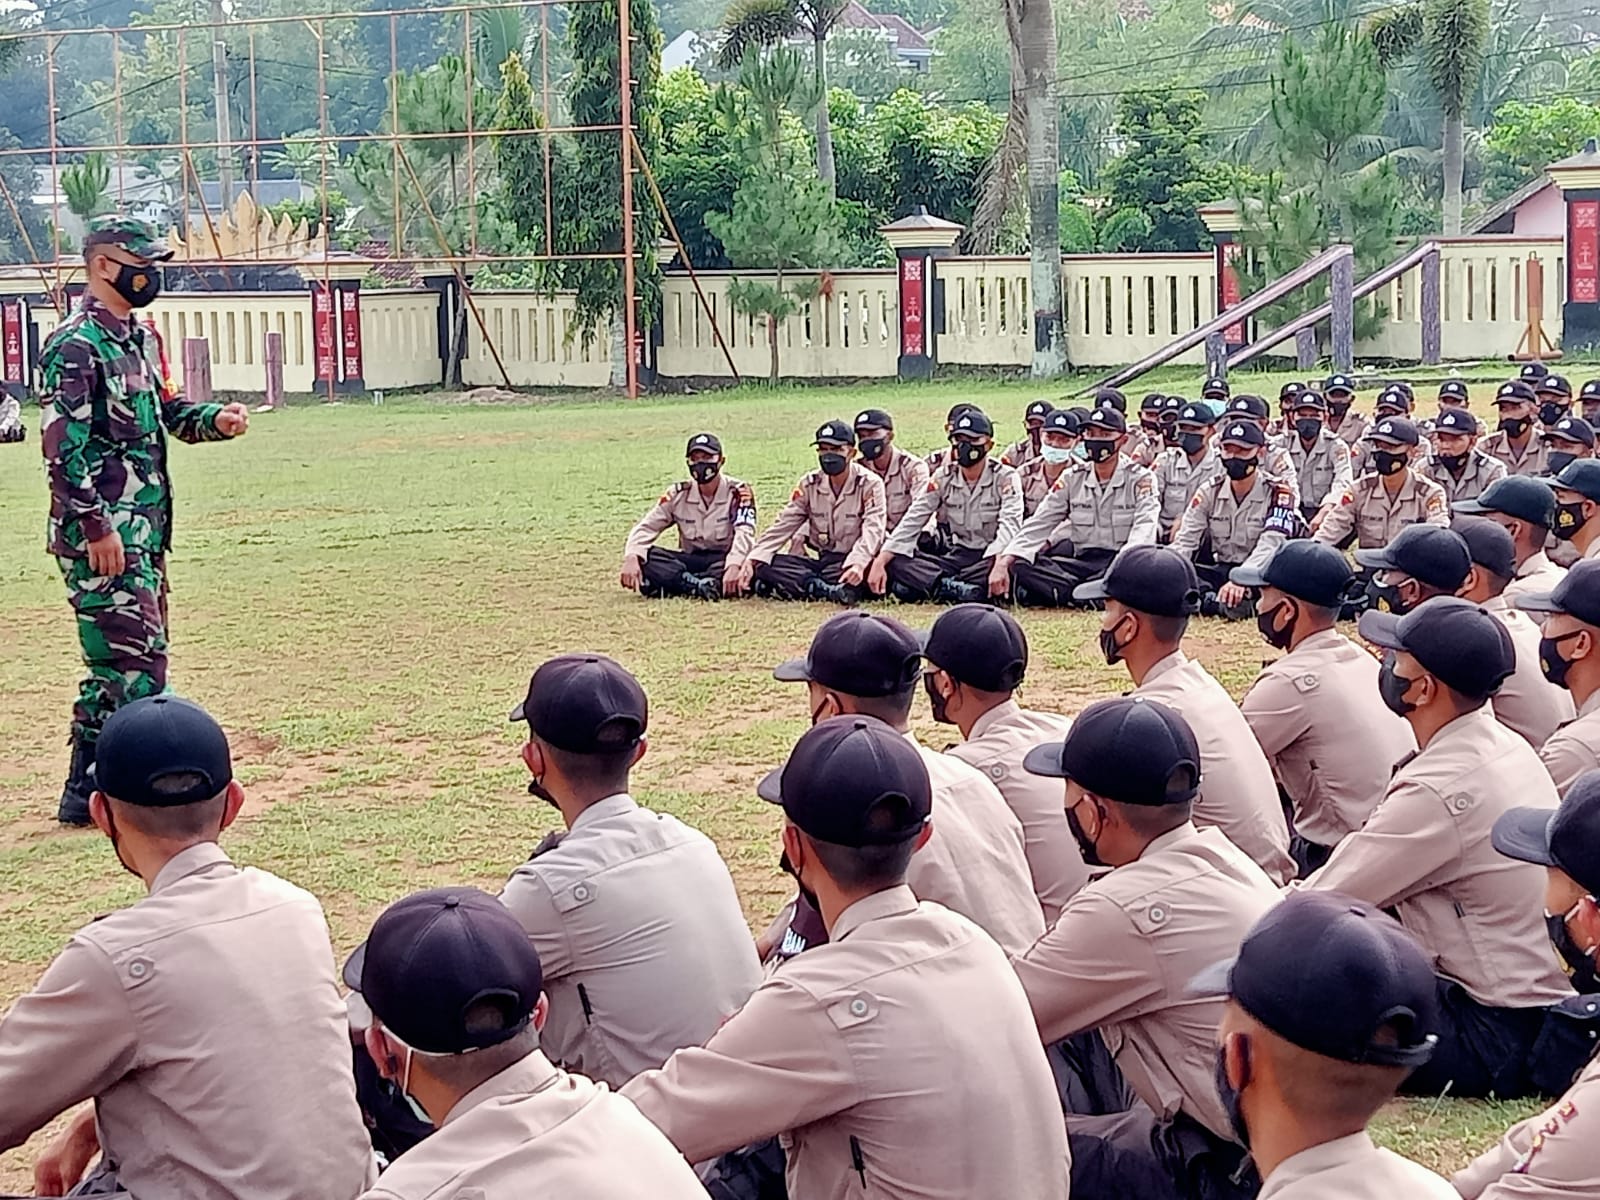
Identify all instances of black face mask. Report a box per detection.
[1378,653,1419,717]
[1223,457,1257,481]
[1163,425,1181,447]
[1099,616,1132,666]
[858,437,887,462]
[1214,1043,1252,1149]
[1435,450,1468,473]
[818,452,848,477]
[1555,501,1589,542]
[924,673,953,725]
[689,461,721,484]
[1065,799,1106,869]
[1549,451,1579,477]
[1255,600,1296,651]
[953,439,988,468]
[1499,416,1532,439]
[101,805,142,880]
[112,262,162,308]
[1178,432,1206,457]
[1546,905,1600,994]
[1541,402,1571,427]
[779,848,821,916]
[527,774,561,809]
[1084,439,1117,464]
[1540,631,1584,689]
[1294,418,1323,442]
[1329,403,1350,422]
[1373,449,1408,476]
[1367,576,1413,615]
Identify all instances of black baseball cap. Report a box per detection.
[1279,381,1305,403]
[1438,380,1470,402]
[1023,696,1200,807]
[1520,361,1552,383]
[1453,475,1556,526]
[1177,402,1217,427]
[1493,769,1600,895]
[1496,380,1537,406]
[1324,373,1355,397]
[1140,392,1166,413]
[814,420,855,447]
[774,611,922,698]
[1218,420,1266,449]
[1545,417,1597,448]
[1229,539,1353,608]
[1540,373,1573,398]
[510,654,648,754]
[756,716,931,848]
[1202,376,1229,399]
[1433,409,1479,436]
[1073,544,1203,616]
[1084,408,1128,436]
[1453,517,1517,581]
[1549,459,1600,503]
[854,408,894,431]
[1366,417,1420,447]
[923,604,1028,693]
[946,402,978,424]
[950,408,994,439]
[1355,525,1470,590]
[1291,390,1327,413]
[1228,395,1270,421]
[1025,399,1056,422]
[93,695,234,807]
[1358,596,1515,699]
[1581,380,1600,402]
[1042,409,1080,435]
[1094,387,1128,413]
[353,887,543,1055]
[1516,559,1600,627]
[1189,892,1438,1069]
[1374,386,1412,414]
[1160,396,1186,420]
[686,432,722,456]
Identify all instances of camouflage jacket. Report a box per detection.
[38,297,225,558]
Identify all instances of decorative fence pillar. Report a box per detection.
[1,294,29,399]
[299,257,370,396]
[1547,139,1600,353]
[1199,202,1247,355]
[880,208,962,380]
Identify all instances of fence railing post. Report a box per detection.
[1330,251,1354,372]
[1420,246,1441,365]
[1204,331,1227,382]
[1295,327,1317,370]
[182,337,212,405]
[263,330,284,409]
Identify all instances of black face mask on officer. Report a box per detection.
[1546,898,1600,994]
[1064,792,1108,869]
[1372,449,1409,477]
[1541,401,1570,427]
[1099,613,1135,666]
[858,436,887,462]
[689,459,721,484]
[1554,498,1593,542]
[952,437,988,468]
[924,671,954,725]
[1178,431,1207,457]
[1214,1039,1253,1149]
[1499,414,1532,439]
[1549,451,1580,477]
[1367,573,1421,616]
[1255,598,1297,651]
[1328,400,1350,422]
[1540,630,1587,689]
[1378,652,1421,718]
[111,262,163,308]
[818,451,849,477]
[1083,439,1118,464]
[1293,417,1323,442]
[1434,449,1469,473]
[779,846,822,916]
[1222,454,1258,482]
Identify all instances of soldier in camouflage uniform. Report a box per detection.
[40,216,250,825]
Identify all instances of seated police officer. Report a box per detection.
[623,717,1072,1200]
[1153,402,1220,542]
[1230,540,1415,877]
[1454,475,1567,603]
[1283,389,1353,523]
[1014,696,1279,1200]
[1002,398,1056,467]
[350,888,707,1200]
[0,696,376,1200]
[1454,772,1600,1197]
[1423,408,1506,506]
[852,407,927,534]
[621,433,756,601]
[501,655,761,1090]
[1520,561,1600,796]
[1191,894,1459,1198]
[1303,598,1583,1098]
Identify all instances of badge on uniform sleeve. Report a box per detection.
[1135,475,1154,497]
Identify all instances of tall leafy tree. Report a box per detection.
[1100,89,1227,252]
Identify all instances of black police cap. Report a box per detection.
[1025,399,1056,421]
[1043,409,1080,435]
[1323,373,1355,396]
[1549,459,1600,503]
[1452,517,1517,581]
[1438,379,1469,401]
[510,654,648,754]
[757,716,931,848]
[93,695,234,808]
[774,611,922,699]
[1433,409,1478,436]
[946,402,978,424]
[1189,892,1439,1069]
[1217,420,1266,448]
[1279,381,1305,403]
[1160,396,1186,417]
[854,407,894,431]
[1084,407,1128,436]
[1496,380,1538,405]
[1540,373,1574,398]
[1494,769,1600,896]
[1177,402,1217,427]
[1073,545,1202,616]
[1228,394,1270,421]
[1453,475,1556,527]
[1201,376,1230,398]
[1354,525,1470,591]
[814,419,856,447]
[1229,539,1354,608]
[1582,380,1600,401]
[1516,559,1600,627]
[1140,392,1166,412]
[1520,361,1552,382]
[923,604,1028,693]
[686,432,723,457]
[1365,417,1420,447]
[950,408,995,439]
[1094,387,1128,414]
[1023,696,1200,807]
[1374,386,1412,414]
[1545,417,1597,448]
[354,887,543,1055]
[1291,390,1327,413]
[1359,596,1515,700]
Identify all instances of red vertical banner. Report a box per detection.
[312,285,337,382]
[1571,201,1600,304]
[899,255,925,358]
[1221,242,1245,346]
[1,302,22,384]
[339,287,363,382]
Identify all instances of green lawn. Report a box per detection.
[0,373,1540,1185]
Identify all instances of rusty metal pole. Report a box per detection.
[316,17,335,403]
[541,4,554,254]
[619,0,639,398]
[46,36,62,294]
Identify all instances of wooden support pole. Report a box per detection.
[1205,331,1227,381]
[263,330,283,409]
[183,338,213,406]
[1330,253,1354,372]
[1420,247,1441,365]
[1295,327,1317,370]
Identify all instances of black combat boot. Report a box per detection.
[57,730,95,827]
[680,572,722,602]
[934,577,984,605]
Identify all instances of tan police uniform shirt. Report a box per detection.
[748,463,886,573]
[1454,1041,1600,1199]
[1422,450,1507,507]
[1004,456,1160,563]
[624,886,1073,1200]
[1483,596,1575,748]
[1133,652,1296,885]
[1302,707,1573,1009]
[1018,455,1072,517]
[943,701,1089,924]
[1003,434,1042,468]
[1154,446,1220,537]
[0,843,377,1200]
[361,1051,708,1200]
[1287,429,1354,513]
[1172,469,1301,572]
[1012,822,1281,1140]
[1481,430,1550,477]
[1541,690,1600,797]
[1259,1132,1460,1199]
[500,794,763,1090]
[1311,470,1450,550]
[1129,427,1166,468]
[1240,629,1416,849]
[1504,552,1568,607]
[624,475,757,570]
[884,459,1024,560]
[1332,408,1368,448]
[865,445,928,533]
[907,735,1047,956]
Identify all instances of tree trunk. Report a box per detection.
[609,311,628,390]
[1010,0,1065,377]
[1442,111,1464,236]
[768,268,783,382]
[812,32,836,191]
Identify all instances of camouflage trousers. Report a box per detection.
[57,549,169,741]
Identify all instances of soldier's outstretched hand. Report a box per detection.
[216,403,250,438]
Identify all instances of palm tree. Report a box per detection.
[1006,0,1065,376]
[62,152,110,223]
[715,0,849,189]
[1369,0,1490,235]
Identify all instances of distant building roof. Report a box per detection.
[662,30,711,72]
[836,2,933,53]
[1467,176,1554,236]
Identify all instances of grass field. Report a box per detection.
[0,373,1544,1185]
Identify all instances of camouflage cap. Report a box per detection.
[82,215,173,262]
